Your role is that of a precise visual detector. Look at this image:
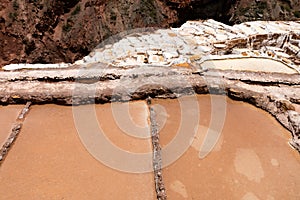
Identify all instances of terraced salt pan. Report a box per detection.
[0,106,23,147]
[200,58,298,74]
[152,95,300,199]
[0,102,155,200]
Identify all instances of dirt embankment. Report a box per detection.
[1,0,299,67]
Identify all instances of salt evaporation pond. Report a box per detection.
[153,95,300,200]
[0,102,155,200]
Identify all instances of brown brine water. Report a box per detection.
[0,102,155,200]
[0,105,23,147]
[153,95,300,200]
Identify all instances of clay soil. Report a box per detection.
[153,95,300,200]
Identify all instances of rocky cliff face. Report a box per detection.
[0,0,299,67]
[229,0,300,24]
[0,0,179,66]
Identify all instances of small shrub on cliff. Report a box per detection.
[239,7,249,15]
[281,4,291,12]
[294,11,300,18]
[110,13,117,21]
[13,0,19,10]
[257,1,267,10]
[9,12,18,21]
[71,5,81,16]
[63,23,72,32]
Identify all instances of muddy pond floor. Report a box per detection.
[0,95,299,199]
